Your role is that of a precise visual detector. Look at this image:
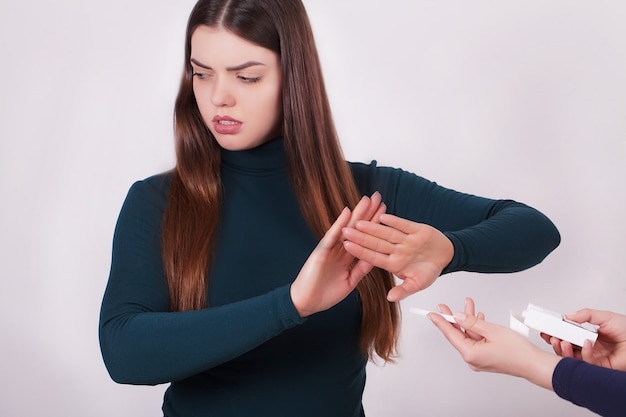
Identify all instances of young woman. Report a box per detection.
[99,1,560,416]
[431,298,626,417]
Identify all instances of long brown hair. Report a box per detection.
[162,0,400,361]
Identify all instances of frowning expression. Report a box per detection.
[190,26,283,151]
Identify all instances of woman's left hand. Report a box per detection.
[342,213,454,302]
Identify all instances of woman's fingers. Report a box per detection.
[386,284,415,302]
[465,297,476,316]
[347,192,383,229]
[351,220,406,245]
[438,303,453,315]
[379,213,420,234]
[342,237,393,269]
[429,312,469,350]
[347,259,374,287]
[342,226,396,255]
[463,298,483,341]
[371,200,387,222]
[439,303,464,332]
[316,207,350,250]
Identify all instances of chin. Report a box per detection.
[213,135,272,151]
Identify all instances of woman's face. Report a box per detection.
[190,26,283,151]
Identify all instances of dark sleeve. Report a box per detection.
[553,357,626,416]
[98,177,303,385]
[350,161,560,274]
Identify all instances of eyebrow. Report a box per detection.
[190,58,265,71]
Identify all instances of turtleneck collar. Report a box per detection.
[220,137,287,174]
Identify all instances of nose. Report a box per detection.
[210,78,235,107]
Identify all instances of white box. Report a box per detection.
[511,303,598,347]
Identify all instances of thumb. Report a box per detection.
[347,259,374,287]
[565,308,612,327]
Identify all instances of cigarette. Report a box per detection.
[409,307,456,323]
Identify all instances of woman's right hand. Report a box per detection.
[289,193,386,317]
[542,308,626,371]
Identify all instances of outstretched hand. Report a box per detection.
[342,213,454,302]
[430,298,560,391]
[541,308,626,372]
[290,193,386,317]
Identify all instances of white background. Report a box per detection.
[1,1,625,416]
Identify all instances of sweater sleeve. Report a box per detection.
[98,178,303,385]
[553,357,626,416]
[350,161,560,274]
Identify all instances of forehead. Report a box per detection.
[190,26,278,66]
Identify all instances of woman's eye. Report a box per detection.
[192,72,207,80]
[239,76,261,84]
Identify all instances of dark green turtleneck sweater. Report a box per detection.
[99,138,560,417]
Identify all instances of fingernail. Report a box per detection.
[454,312,467,321]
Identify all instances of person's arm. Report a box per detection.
[552,357,626,417]
[431,300,626,417]
[345,162,561,300]
[290,193,386,317]
[99,179,382,385]
[99,179,303,385]
[429,302,560,390]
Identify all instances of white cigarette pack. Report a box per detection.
[511,303,598,347]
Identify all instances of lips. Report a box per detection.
[212,115,243,135]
